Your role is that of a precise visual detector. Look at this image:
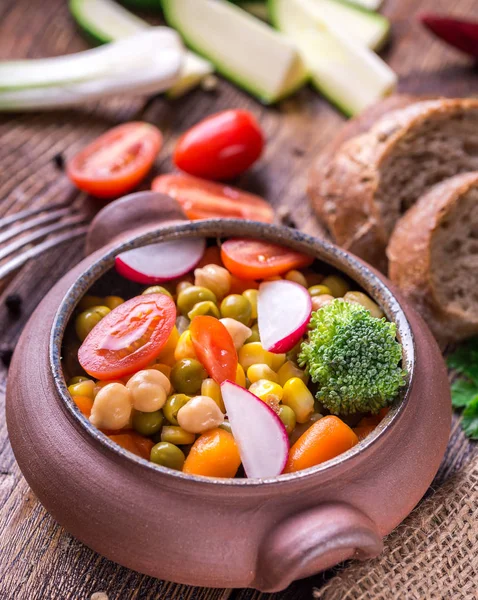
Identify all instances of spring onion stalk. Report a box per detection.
[69,0,214,98]
[0,29,184,111]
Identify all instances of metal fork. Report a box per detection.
[0,202,89,281]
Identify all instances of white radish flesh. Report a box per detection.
[221,380,289,479]
[115,238,206,284]
[258,280,312,353]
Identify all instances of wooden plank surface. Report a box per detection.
[0,0,477,598]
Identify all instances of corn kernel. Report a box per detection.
[278,361,308,387]
[236,364,246,387]
[270,353,286,371]
[284,270,308,287]
[174,330,197,362]
[201,378,225,413]
[156,327,180,366]
[247,364,279,384]
[249,379,283,403]
[282,377,314,423]
[151,363,172,379]
[322,275,350,298]
[68,379,95,399]
[308,285,332,297]
[242,289,258,319]
[238,342,276,371]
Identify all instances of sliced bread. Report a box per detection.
[308,98,478,270]
[387,172,478,343]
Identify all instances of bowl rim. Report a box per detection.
[50,219,415,488]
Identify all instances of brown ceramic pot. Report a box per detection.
[6,193,451,592]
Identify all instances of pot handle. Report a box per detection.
[254,502,383,592]
[85,191,189,255]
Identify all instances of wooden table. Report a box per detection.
[1,0,477,598]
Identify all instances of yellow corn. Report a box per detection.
[282,377,314,423]
[174,330,197,361]
[249,379,283,403]
[156,326,180,366]
[68,376,89,385]
[68,379,95,399]
[103,295,125,310]
[151,363,172,379]
[322,275,350,298]
[247,364,279,384]
[238,342,277,371]
[242,289,258,319]
[278,361,308,387]
[236,364,246,387]
[201,378,225,412]
[284,270,308,287]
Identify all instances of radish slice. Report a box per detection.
[221,380,289,478]
[115,238,206,284]
[258,280,312,353]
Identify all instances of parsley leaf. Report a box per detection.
[447,338,478,384]
[450,378,478,408]
[462,395,478,440]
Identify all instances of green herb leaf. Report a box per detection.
[447,338,478,384]
[462,395,478,440]
[450,378,478,408]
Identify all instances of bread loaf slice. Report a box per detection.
[387,172,478,343]
[308,98,478,270]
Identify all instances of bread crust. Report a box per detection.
[387,172,478,343]
[308,97,478,271]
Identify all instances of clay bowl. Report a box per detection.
[6,194,451,592]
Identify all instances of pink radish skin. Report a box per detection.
[221,380,289,479]
[257,280,312,353]
[115,238,206,284]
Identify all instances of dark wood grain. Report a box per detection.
[0,0,477,598]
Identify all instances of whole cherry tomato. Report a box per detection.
[173,110,264,180]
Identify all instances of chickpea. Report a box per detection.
[344,291,384,319]
[285,270,308,287]
[126,369,171,412]
[194,264,231,300]
[89,383,132,430]
[311,294,335,311]
[219,318,252,350]
[177,396,224,434]
[322,275,350,298]
[94,379,124,397]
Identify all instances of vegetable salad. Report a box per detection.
[65,238,405,478]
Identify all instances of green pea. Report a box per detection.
[75,305,110,341]
[246,323,260,344]
[161,425,195,445]
[68,376,90,385]
[278,405,297,435]
[308,285,332,297]
[170,358,207,395]
[177,286,217,316]
[164,394,190,425]
[150,442,185,470]
[220,294,252,325]
[142,285,173,298]
[188,300,221,320]
[132,409,164,436]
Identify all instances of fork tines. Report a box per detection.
[0,202,88,281]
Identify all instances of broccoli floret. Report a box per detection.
[298,299,406,415]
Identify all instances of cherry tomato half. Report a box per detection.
[152,173,274,222]
[221,239,314,280]
[173,110,264,180]
[67,122,162,199]
[190,316,238,384]
[78,294,176,380]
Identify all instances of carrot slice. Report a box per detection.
[72,395,94,418]
[183,428,241,477]
[108,432,154,460]
[284,415,358,473]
